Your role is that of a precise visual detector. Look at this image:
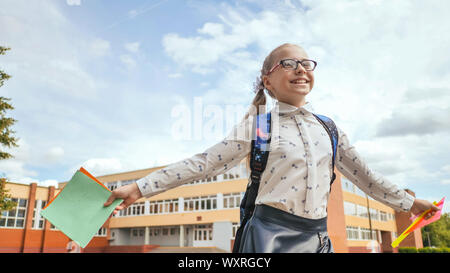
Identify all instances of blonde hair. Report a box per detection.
[244,42,305,170]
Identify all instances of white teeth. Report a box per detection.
[291,80,307,84]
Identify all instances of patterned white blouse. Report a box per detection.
[136,100,415,219]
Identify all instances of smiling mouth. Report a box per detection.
[291,82,309,86]
[290,79,309,85]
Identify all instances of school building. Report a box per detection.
[0,159,423,253]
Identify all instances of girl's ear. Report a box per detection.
[262,75,272,93]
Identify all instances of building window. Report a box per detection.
[223,193,241,209]
[149,199,179,215]
[232,222,240,239]
[222,169,240,181]
[346,226,360,240]
[131,228,144,237]
[241,162,249,178]
[95,227,107,237]
[348,227,378,241]
[184,195,217,212]
[170,227,177,235]
[380,211,388,222]
[188,175,219,185]
[388,212,394,221]
[107,182,118,191]
[360,228,371,240]
[188,164,242,184]
[369,208,379,221]
[149,227,160,236]
[342,177,367,197]
[121,179,136,186]
[343,201,357,216]
[162,228,169,235]
[118,202,145,217]
[32,200,47,229]
[194,224,213,241]
[357,204,368,218]
[342,178,355,193]
[0,198,27,229]
[360,228,377,241]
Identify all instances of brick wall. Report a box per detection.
[327,172,349,253]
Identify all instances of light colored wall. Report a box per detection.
[5,183,30,199]
[213,221,232,252]
[110,228,131,246]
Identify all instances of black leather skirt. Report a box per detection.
[236,204,334,253]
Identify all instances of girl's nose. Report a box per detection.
[295,63,307,74]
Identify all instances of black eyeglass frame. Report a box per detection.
[266,58,317,75]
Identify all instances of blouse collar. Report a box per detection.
[271,100,315,116]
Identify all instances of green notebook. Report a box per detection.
[40,168,123,248]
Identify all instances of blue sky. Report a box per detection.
[0,0,449,212]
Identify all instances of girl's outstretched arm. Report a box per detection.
[335,126,439,218]
[104,114,254,215]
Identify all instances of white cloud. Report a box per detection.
[168,73,182,78]
[0,160,37,181]
[197,22,225,37]
[66,0,81,6]
[0,1,103,100]
[128,9,139,18]
[38,179,59,187]
[441,165,450,173]
[90,38,111,57]
[124,42,140,53]
[119,54,137,70]
[45,147,65,163]
[73,158,123,177]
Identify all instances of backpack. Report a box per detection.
[232,111,339,253]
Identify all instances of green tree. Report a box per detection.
[0,178,16,215]
[1,46,19,160]
[422,212,450,248]
[0,46,18,216]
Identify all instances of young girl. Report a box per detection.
[104,43,439,253]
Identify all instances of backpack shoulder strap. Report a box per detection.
[312,113,339,188]
[239,112,272,222]
[234,112,272,253]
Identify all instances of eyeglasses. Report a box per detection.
[267,59,317,75]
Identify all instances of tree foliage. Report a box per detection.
[0,46,18,216]
[422,212,450,248]
[0,178,16,215]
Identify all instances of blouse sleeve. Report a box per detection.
[335,126,415,212]
[135,115,254,198]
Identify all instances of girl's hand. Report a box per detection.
[104,182,143,216]
[410,198,440,220]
